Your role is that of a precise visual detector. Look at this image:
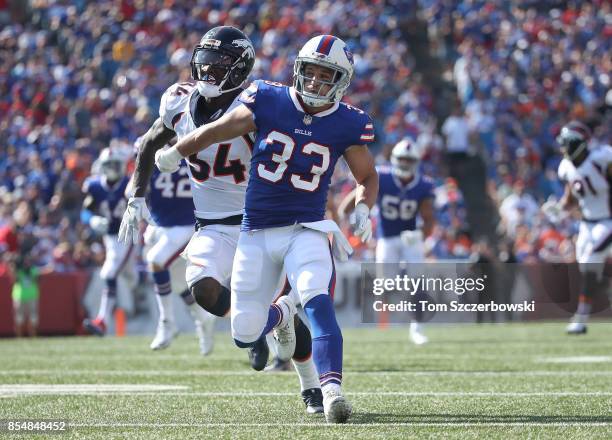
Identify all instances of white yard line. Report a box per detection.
[69,422,612,428]
[2,388,612,397]
[2,370,612,377]
[536,356,612,364]
[0,384,188,396]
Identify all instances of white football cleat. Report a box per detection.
[193,312,216,356]
[323,388,352,423]
[273,296,297,362]
[566,315,588,335]
[150,319,177,350]
[409,322,428,345]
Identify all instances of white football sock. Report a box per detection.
[156,294,174,322]
[292,357,320,391]
[96,293,116,322]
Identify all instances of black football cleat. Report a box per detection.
[302,388,324,414]
[83,318,106,336]
[248,336,269,371]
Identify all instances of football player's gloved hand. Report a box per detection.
[401,229,424,247]
[118,197,153,244]
[541,199,564,223]
[349,202,372,243]
[155,146,182,174]
[89,216,109,235]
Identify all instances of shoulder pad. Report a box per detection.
[590,145,612,164]
[557,158,571,181]
[82,175,98,193]
[160,82,195,130]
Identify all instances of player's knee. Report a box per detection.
[150,262,164,273]
[191,277,223,314]
[231,306,266,344]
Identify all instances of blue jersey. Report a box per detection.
[82,175,129,235]
[238,80,375,230]
[148,161,195,227]
[376,166,435,238]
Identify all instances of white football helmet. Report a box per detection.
[293,35,354,107]
[390,138,421,179]
[98,147,127,181]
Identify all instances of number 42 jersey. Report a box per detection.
[160,82,253,220]
[238,80,375,230]
[148,161,195,227]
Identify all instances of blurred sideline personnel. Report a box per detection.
[339,137,436,344]
[119,26,324,414]
[81,147,133,335]
[155,34,379,423]
[543,121,612,334]
[127,138,216,354]
[10,253,43,337]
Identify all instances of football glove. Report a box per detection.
[349,202,372,243]
[155,146,182,174]
[89,215,110,235]
[400,229,423,247]
[118,197,153,244]
[541,199,565,223]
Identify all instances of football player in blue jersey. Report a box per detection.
[119,26,325,414]
[155,34,379,423]
[341,137,436,344]
[81,147,132,335]
[127,138,217,354]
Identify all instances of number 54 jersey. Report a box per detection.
[160,82,253,220]
[238,80,375,230]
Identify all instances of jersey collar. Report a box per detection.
[289,87,339,117]
[101,175,122,191]
[392,171,420,191]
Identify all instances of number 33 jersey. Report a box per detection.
[159,82,253,220]
[238,80,375,230]
[558,145,612,221]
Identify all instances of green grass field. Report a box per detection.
[1,322,612,439]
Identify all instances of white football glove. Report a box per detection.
[89,215,109,235]
[400,229,423,247]
[541,199,565,223]
[155,146,182,174]
[349,202,372,243]
[118,197,153,244]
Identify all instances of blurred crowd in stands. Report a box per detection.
[0,0,610,275]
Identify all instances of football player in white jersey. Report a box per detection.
[543,120,612,334]
[118,26,324,414]
[125,138,216,355]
